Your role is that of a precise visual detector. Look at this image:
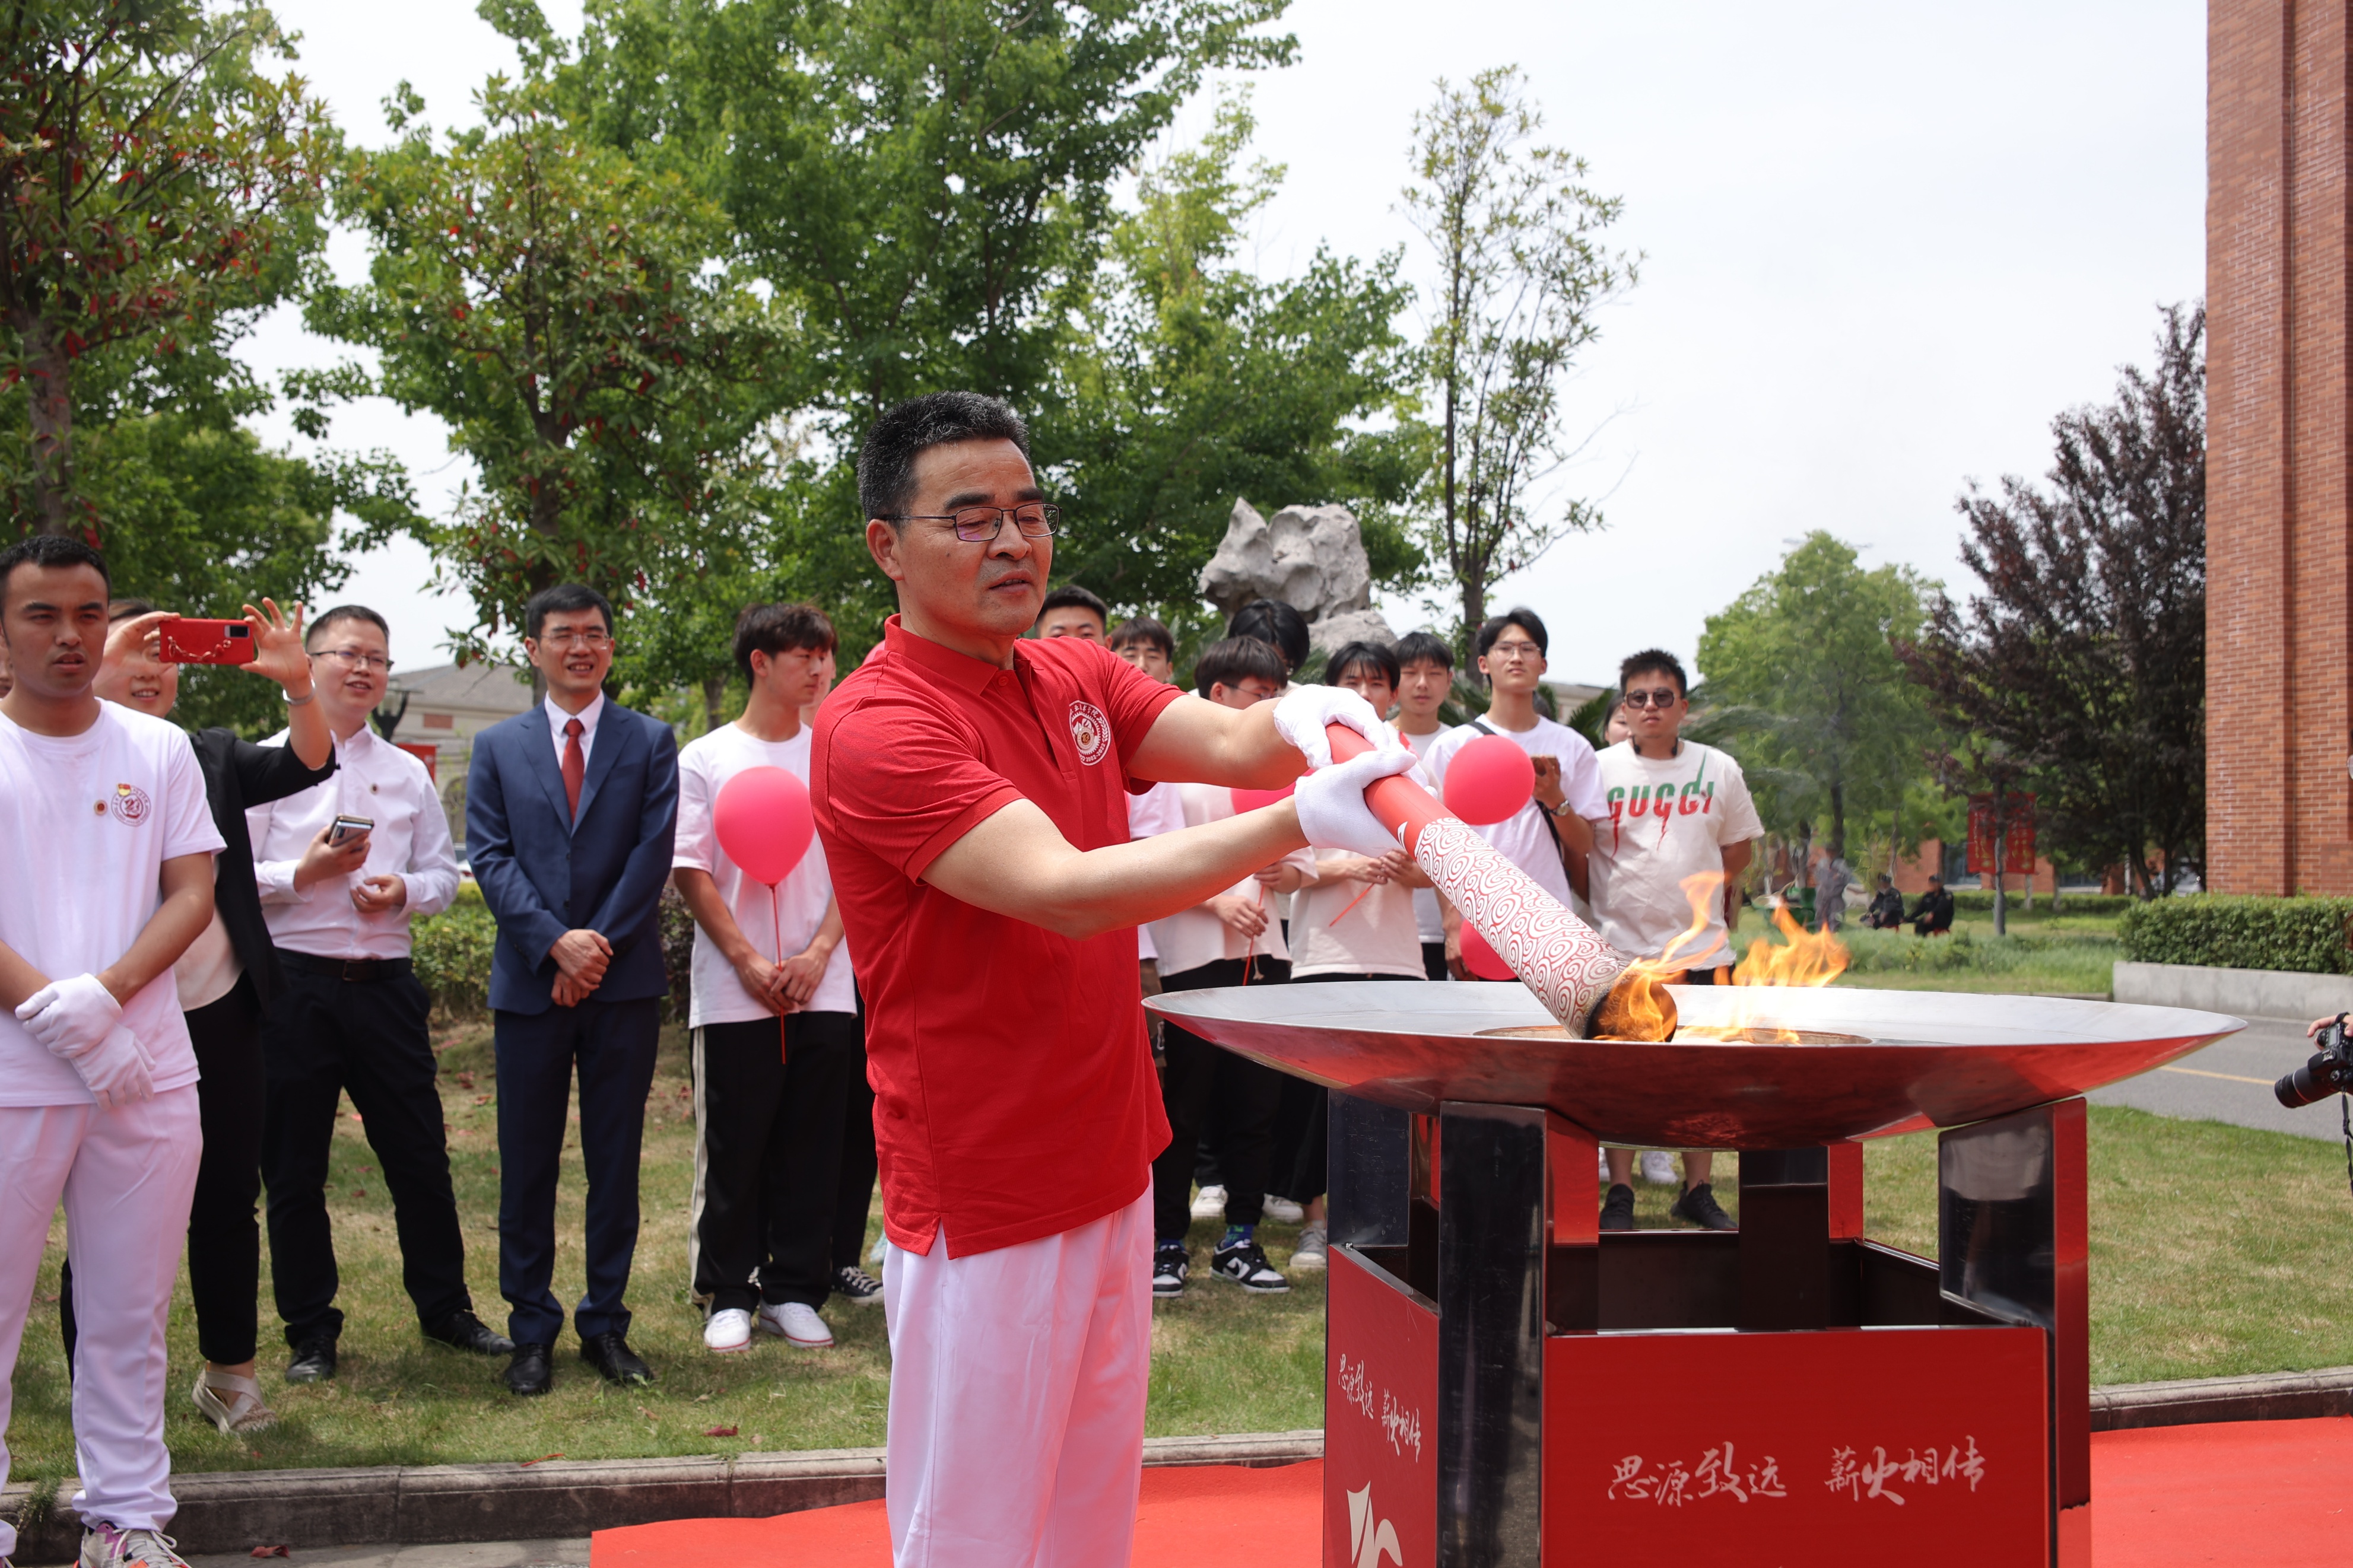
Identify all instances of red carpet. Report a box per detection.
[592,1418,2353,1566]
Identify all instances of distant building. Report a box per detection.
[375,663,535,851]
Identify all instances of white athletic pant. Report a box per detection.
[881,1191,1152,1568]
[0,1089,202,1557]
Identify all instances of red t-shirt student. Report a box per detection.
[815,615,1181,1257]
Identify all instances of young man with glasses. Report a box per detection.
[467,584,679,1396]
[1421,608,1609,978]
[1391,630,1461,980]
[1586,648,1763,1232]
[245,606,503,1386]
[815,392,1412,1568]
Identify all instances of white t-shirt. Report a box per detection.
[1126,781,1186,963]
[1587,740,1764,970]
[1289,850,1425,979]
[1421,717,1607,912]
[1146,781,1316,978]
[0,705,223,1106]
[674,721,856,1026]
[1398,725,1459,943]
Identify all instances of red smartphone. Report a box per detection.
[155,616,258,665]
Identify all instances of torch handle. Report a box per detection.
[1321,720,1445,854]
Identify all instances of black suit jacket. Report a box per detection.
[192,726,336,1010]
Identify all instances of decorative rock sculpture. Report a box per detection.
[1198,499,1398,656]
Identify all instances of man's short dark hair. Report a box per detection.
[1326,640,1400,691]
[306,604,392,648]
[1620,647,1689,697]
[1394,629,1455,671]
[734,602,838,684]
[0,535,109,606]
[858,392,1033,523]
[108,598,157,623]
[524,583,615,641]
[1475,607,1548,660]
[1109,615,1174,659]
[1036,583,1108,631]
[1193,635,1287,699]
[1227,599,1309,674]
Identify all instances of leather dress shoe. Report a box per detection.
[424,1309,515,1357]
[579,1331,653,1386]
[285,1335,337,1383]
[506,1341,554,1397]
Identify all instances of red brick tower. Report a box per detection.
[2208,1,2353,895]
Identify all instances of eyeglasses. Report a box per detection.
[1487,639,1543,659]
[538,629,614,650]
[1624,687,1682,708]
[312,648,393,672]
[893,504,1060,542]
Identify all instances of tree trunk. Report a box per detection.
[18,316,76,535]
[701,671,728,735]
[1827,779,1847,860]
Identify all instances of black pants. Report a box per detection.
[689,1012,859,1312]
[1152,956,1287,1241]
[494,995,662,1347]
[1272,972,1422,1204]
[833,1026,878,1271]
[1421,941,1449,982]
[260,956,474,1346]
[63,974,267,1367]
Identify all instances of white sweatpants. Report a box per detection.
[0,1089,202,1557]
[881,1191,1152,1568]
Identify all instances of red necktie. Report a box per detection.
[563,717,585,820]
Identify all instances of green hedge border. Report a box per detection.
[2117,895,2353,974]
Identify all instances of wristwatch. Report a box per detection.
[1548,800,1576,818]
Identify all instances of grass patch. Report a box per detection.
[11,1019,2347,1477]
[1799,901,2124,995]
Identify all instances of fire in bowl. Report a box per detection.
[1144,981,2244,1149]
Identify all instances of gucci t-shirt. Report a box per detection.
[0,704,223,1106]
[1586,740,1764,970]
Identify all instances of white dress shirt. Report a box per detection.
[548,690,605,770]
[246,724,461,960]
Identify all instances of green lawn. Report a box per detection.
[13,979,2351,1491]
[1822,899,2122,995]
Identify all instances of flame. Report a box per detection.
[1596,872,1850,1043]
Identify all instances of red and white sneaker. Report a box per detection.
[81,1523,192,1568]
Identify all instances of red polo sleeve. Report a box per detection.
[819,688,1023,883]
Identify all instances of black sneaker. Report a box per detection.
[832,1264,884,1305]
[1672,1182,1737,1231]
[1152,1244,1189,1298]
[284,1335,337,1383]
[1210,1239,1289,1293]
[1599,1183,1636,1232]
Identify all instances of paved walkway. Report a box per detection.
[2088,1013,2345,1141]
[186,1543,589,1568]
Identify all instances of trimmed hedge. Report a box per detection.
[409,880,697,1024]
[2117,895,2353,974]
[1949,890,2135,918]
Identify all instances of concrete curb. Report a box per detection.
[14,1366,2353,1563]
[0,1430,1323,1563]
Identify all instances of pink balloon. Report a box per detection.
[1230,781,1297,814]
[713,765,814,886]
[1443,733,1535,825]
[1459,922,1516,982]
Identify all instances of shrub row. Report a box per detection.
[2117,895,2353,974]
[410,881,697,1025]
[1949,889,2136,918]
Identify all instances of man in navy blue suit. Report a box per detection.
[466,584,679,1395]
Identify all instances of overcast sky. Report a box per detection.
[250,0,2205,683]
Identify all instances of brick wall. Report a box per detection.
[2209,0,2353,893]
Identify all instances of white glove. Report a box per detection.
[1271,685,1390,771]
[16,972,125,1058]
[1294,744,1421,858]
[62,1025,155,1111]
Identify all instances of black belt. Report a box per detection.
[278,950,414,984]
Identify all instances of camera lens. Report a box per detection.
[2275,1051,2351,1109]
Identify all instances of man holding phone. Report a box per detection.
[244,606,503,1386]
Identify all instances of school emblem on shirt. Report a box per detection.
[109,782,151,825]
[1068,700,1112,765]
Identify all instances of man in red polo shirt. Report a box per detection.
[814,393,1413,1568]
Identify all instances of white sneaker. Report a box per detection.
[82,1524,192,1567]
[758,1301,834,1348]
[869,1232,887,1264]
[1190,1183,1228,1220]
[703,1308,754,1354]
[1261,1194,1305,1224]
[1290,1222,1328,1271]
[1640,1150,1679,1185]
[1598,1148,1612,1181]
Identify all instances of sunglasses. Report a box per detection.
[1623,687,1682,709]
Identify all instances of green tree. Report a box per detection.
[1695,532,1938,859]
[1402,65,1635,648]
[1046,90,1422,611]
[304,71,779,662]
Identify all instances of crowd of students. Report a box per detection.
[0,514,1768,1566]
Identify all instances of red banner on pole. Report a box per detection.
[1965,792,2036,876]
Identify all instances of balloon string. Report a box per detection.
[1328,881,1375,927]
[773,880,788,1061]
[1242,883,1265,985]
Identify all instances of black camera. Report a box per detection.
[2275,1016,2353,1109]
